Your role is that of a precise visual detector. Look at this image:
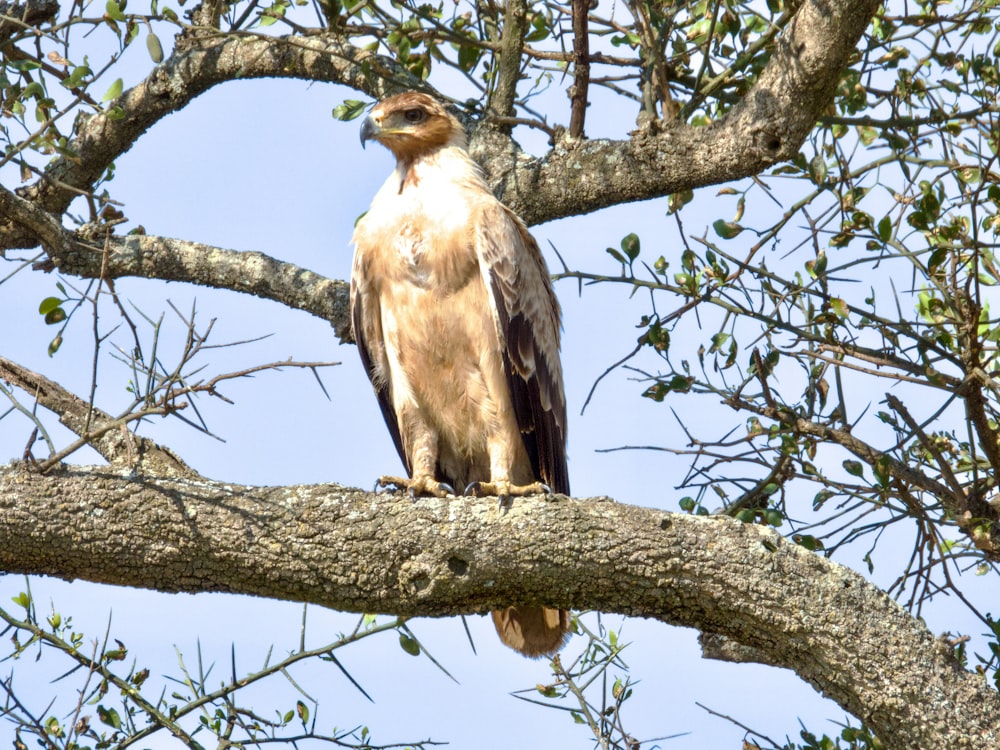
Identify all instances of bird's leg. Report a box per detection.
[377,413,454,498]
[465,479,551,507]
[465,430,551,508]
[377,474,455,498]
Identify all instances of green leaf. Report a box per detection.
[398,633,420,656]
[524,13,549,42]
[793,534,823,551]
[709,331,729,352]
[808,154,828,184]
[667,189,693,214]
[259,0,288,26]
[877,215,892,242]
[842,460,864,477]
[606,247,627,265]
[813,490,833,509]
[38,297,63,315]
[44,307,67,325]
[536,683,559,697]
[97,705,122,729]
[805,252,827,279]
[61,65,92,89]
[21,81,44,99]
[873,455,892,486]
[712,219,744,239]
[12,592,31,608]
[296,700,309,725]
[9,59,41,72]
[102,78,123,103]
[858,125,878,146]
[457,42,481,72]
[332,99,367,121]
[105,0,126,21]
[48,335,63,357]
[620,232,640,261]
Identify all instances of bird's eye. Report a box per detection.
[403,108,425,124]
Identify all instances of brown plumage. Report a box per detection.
[350,92,570,658]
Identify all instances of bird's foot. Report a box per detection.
[376,475,455,499]
[464,480,552,511]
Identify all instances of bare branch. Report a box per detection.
[0,356,192,475]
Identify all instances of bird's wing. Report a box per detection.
[350,246,409,475]
[474,201,570,495]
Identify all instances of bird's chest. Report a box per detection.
[358,182,479,293]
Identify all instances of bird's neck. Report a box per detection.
[393,145,484,194]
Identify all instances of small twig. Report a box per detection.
[884,392,965,498]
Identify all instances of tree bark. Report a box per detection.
[0,0,881,250]
[1,462,996,748]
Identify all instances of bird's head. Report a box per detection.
[359,92,466,161]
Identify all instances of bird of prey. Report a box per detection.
[350,91,570,658]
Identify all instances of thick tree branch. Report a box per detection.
[0,31,420,251]
[0,0,57,43]
[32,230,353,340]
[475,0,881,224]
[3,0,880,253]
[1,462,996,748]
[0,182,352,336]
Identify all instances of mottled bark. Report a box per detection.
[1,462,996,748]
[1,0,880,249]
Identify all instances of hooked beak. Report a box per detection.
[359,115,380,149]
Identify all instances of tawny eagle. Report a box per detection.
[349,92,570,658]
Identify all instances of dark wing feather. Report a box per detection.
[477,204,570,495]
[350,256,410,476]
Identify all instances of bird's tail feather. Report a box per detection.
[491,605,571,658]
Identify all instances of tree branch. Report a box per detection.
[2,0,882,252]
[32,230,353,341]
[568,0,590,139]
[490,0,529,125]
[475,0,882,224]
[0,0,58,44]
[0,357,193,475]
[0,31,421,251]
[1,462,996,748]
